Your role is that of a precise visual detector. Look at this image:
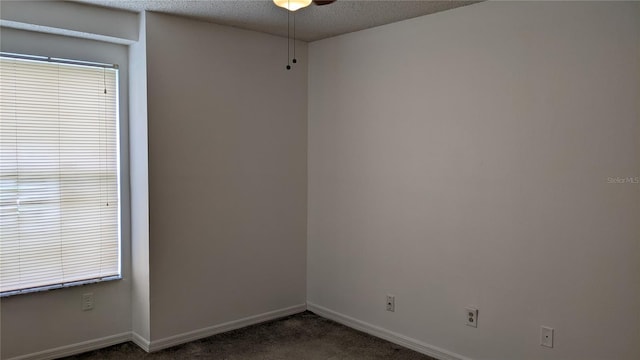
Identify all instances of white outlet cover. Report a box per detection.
[82,293,94,311]
[465,307,478,327]
[386,295,395,312]
[541,326,554,348]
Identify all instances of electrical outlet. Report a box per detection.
[82,293,94,311]
[386,295,395,312]
[465,307,478,327]
[541,326,554,348]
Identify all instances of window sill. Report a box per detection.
[0,275,122,298]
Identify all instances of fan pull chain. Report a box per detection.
[292,12,297,64]
[286,0,291,70]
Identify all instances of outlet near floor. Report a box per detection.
[386,295,395,312]
[465,307,478,327]
[541,326,554,348]
[82,293,94,311]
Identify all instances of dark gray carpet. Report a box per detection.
[62,311,436,359]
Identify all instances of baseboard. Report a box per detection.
[5,332,131,360]
[5,304,305,359]
[131,332,150,352]
[147,303,307,352]
[307,302,472,360]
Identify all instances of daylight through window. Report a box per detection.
[0,54,120,296]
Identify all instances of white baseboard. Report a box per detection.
[307,302,472,360]
[5,332,131,360]
[147,303,307,352]
[131,332,150,352]
[5,304,306,359]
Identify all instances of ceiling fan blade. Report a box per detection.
[313,0,337,5]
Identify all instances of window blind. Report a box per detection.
[0,54,120,295]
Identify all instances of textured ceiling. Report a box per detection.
[73,0,480,42]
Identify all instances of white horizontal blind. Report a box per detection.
[0,55,120,295]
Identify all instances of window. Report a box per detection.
[0,53,121,296]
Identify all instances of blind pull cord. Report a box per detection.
[103,68,109,206]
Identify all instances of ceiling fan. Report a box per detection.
[273,0,337,12]
[273,0,337,70]
[311,0,337,5]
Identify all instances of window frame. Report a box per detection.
[0,51,125,297]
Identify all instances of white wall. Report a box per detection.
[307,2,640,360]
[0,0,138,44]
[3,1,638,359]
[0,27,132,359]
[144,12,308,341]
[129,12,151,344]
[0,4,308,355]
[1,4,308,356]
